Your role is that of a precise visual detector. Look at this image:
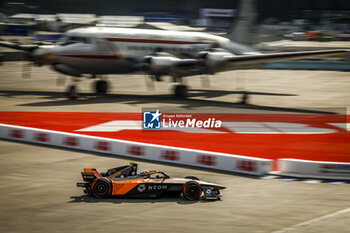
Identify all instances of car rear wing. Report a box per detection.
[81,168,102,182]
[80,162,138,182]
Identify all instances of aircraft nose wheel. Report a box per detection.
[95,80,108,94]
[174,85,188,99]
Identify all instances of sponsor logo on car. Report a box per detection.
[137,184,168,192]
[148,184,168,191]
[137,184,146,192]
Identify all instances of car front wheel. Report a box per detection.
[182,181,202,200]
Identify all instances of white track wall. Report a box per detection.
[279,159,350,178]
[0,123,272,176]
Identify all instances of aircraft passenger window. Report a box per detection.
[82,37,90,43]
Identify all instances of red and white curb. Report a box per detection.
[0,123,272,176]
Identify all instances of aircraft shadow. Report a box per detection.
[0,89,337,114]
[69,194,213,205]
[189,89,297,98]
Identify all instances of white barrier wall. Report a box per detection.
[0,123,272,176]
[279,159,350,178]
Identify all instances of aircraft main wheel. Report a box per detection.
[66,85,78,99]
[95,80,108,94]
[91,178,112,198]
[182,181,202,201]
[174,85,188,98]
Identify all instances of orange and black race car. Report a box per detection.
[77,162,226,200]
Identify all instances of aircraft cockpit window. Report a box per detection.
[58,36,90,46]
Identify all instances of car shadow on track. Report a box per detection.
[69,194,216,205]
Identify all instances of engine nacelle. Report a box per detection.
[52,64,81,77]
[197,48,235,64]
[142,52,180,75]
[206,51,234,63]
[150,56,179,68]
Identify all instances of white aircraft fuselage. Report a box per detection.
[37,27,238,75]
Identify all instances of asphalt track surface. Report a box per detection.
[1,61,350,232]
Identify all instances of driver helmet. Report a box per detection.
[140,170,150,176]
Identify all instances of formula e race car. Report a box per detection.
[77,162,226,200]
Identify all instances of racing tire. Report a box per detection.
[91,178,112,198]
[185,176,200,181]
[174,85,188,99]
[95,80,108,94]
[182,181,202,201]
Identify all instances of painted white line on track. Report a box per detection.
[271,207,350,233]
[302,179,321,184]
[259,175,278,180]
[328,181,347,185]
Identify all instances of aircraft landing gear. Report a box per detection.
[66,85,78,99]
[95,80,108,94]
[174,84,188,99]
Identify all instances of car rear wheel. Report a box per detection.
[182,181,202,201]
[91,178,112,198]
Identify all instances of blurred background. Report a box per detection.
[1,0,350,42]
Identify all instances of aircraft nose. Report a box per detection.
[32,47,57,64]
[43,52,55,59]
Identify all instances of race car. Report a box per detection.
[77,162,226,200]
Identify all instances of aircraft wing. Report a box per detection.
[213,49,349,72]
[172,49,349,77]
[0,41,38,52]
